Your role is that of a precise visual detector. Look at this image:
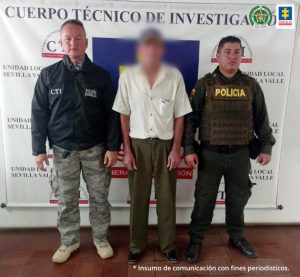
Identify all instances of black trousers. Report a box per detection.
[190,148,253,243]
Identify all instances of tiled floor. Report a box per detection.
[0,225,300,276]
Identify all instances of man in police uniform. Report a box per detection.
[31,19,121,263]
[183,36,275,262]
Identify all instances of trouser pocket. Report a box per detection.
[49,167,59,198]
[247,178,255,198]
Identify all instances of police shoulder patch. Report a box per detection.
[240,72,256,88]
[240,71,254,80]
[202,73,216,86]
[191,77,203,96]
[203,73,213,80]
[190,88,196,96]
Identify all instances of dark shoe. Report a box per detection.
[164,250,178,263]
[185,242,201,263]
[229,238,257,258]
[128,251,141,264]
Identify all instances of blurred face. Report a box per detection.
[137,39,164,69]
[217,42,242,74]
[60,24,87,62]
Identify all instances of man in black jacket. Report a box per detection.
[31,19,121,263]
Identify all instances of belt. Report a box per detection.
[131,137,172,143]
[145,137,159,140]
[201,141,248,154]
[131,137,159,141]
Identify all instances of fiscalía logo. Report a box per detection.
[249,5,273,28]
[276,4,295,29]
[85,89,97,98]
[211,36,253,64]
[41,30,64,59]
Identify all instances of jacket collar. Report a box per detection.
[213,66,241,84]
[63,54,94,73]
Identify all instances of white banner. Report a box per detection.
[0,1,298,208]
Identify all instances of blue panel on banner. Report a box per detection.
[92,38,199,94]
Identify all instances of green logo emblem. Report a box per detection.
[249,5,272,28]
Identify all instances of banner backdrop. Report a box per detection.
[0,1,298,208]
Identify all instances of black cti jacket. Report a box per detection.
[31,55,121,155]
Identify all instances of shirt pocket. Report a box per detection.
[159,99,174,116]
[49,167,59,198]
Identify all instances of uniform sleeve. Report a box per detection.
[252,80,276,155]
[103,73,122,151]
[173,73,192,118]
[112,72,131,116]
[31,69,50,156]
[183,79,206,155]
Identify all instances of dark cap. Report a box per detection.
[139,28,163,44]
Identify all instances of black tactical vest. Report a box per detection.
[199,73,254,145]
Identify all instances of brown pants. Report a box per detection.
[128,138,177,253]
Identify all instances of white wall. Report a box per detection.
[0,0,300,227]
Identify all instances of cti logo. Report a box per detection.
[41,30,64,58]
[50,88,62,95]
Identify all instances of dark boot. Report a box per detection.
[185,242,201,263]
[229,238,257,258]
[128,251,141,264]
[163,250,178,263]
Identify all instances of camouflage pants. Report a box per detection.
[50,144,111,246]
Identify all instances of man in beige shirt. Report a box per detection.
[113,28,192,264]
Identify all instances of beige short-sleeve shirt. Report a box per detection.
[112,64,192,140]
